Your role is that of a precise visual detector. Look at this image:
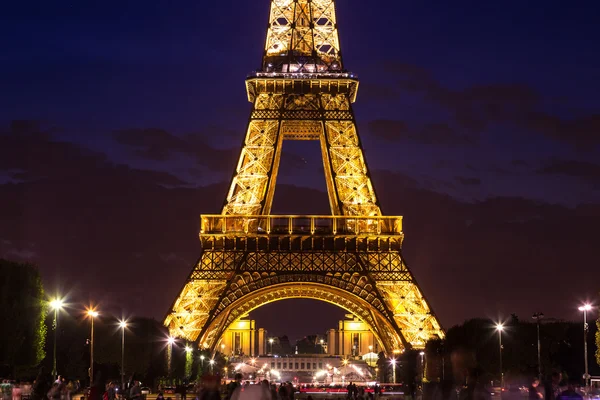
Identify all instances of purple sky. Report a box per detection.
[1,0,599,342]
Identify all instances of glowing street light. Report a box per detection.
[167,336,175,377]
[49,297,64,379]
[87,308,99,384]
[579,304,594,392]
[118,320,128,391]
[419,351,425,381]
[269,338,274,354]
[209,358,215,373]
[496,323,504,389]
[200,354,205,368]
[390,357,397,384]
[185,345,192,353]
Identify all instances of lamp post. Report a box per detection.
[119,321,127,391]
[532,312,544,381]
[167,337,175,377]
[390,358,397,384]
[578,304,593,393]
[209,359,215,373]
[320,339,324,354]
[50,298,64,379]
[419,351,425,381]
[269,338,274,354]
[87,309,99,385]
[200,355,205,369]
[496,324,504,389]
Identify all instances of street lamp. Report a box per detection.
[320,339,324,353]
[419,351,425,381]
[118,321,127,392]
[390,358,397,384]
[269,338,274,354]
[209,359,215,373]
[532,312,544,381]
[578,304,593,393]
[496,324,504,389]
[167,336,175,377]
[49,298,64,379]
[87,308,99,385]
[200,355,205,368]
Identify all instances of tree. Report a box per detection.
[0,259,47,376]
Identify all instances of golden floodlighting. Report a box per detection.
[163,0,444,355]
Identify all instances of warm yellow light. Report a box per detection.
[200,355,205,360]
[185,346,192,353]
[269,338,274,343]
[50,298,64,310]
[496,323,504,332]
[251,358,256,365]
[221,344,225,349]
[87,309,99,318]
[119,320,127,329]
[209,359,215,365]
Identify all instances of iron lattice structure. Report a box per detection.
[165,0,444,354]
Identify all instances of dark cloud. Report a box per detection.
[522,112,600,149]
[512,159,529,167]
[382,62,600,148]
[0,125,187,187]
[2,122,599,329]
[367,120,475,145]
[537,159,600,183]
[113,128,238,171]
[367,119,408,142]
[455,176,482,186]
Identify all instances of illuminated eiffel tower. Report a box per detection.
[165,0,444,353]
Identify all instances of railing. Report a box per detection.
[248,71,358,80]
[200,215,402,237]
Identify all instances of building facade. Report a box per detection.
[220,315,381,358]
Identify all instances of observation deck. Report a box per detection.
[245,71,359,103]
[200,215,403,252]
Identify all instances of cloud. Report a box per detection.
[1,123,600,330]
[113,128,238,171]
[455,176,482,186]
[367,120,475,145]
[381,62,600,148]
[0,125,187,187]
[537,159,600,183]
[521,112,600,149]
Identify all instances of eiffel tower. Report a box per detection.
[165,0,443,354]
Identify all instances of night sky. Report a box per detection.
[1,1,600,342]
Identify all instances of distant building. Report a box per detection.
[220,314,381,360]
